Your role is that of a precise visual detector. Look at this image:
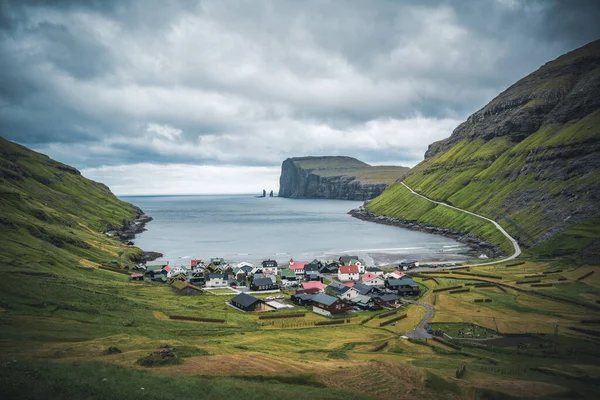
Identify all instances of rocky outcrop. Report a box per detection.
[426,40,600,158]
[279,156,407,200]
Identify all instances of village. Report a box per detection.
[129,256,422,317]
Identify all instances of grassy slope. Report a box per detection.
[368,49,600,260]
[292,156,409,184]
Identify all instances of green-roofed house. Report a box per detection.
[386,277,419,296]
[280,268,297,281]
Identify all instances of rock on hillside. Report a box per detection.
[368,40,600,262]
[279,156,408,200]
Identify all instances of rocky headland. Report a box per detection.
[279,156,408,200]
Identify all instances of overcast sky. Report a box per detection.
[1,0,599,195]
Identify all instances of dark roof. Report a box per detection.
[292,293,316,301]
[311,293,338,306]
[231,292,261,307]
[253,277,273,287]
[304,263,320,272]
[327,282,350,295]
[352,282,373,295]
[208,273,227,280]
[389,277,417,287]
[375,294,400,302]
[262,259,278,267]
[366,267,382,272]
[339,255,359,264]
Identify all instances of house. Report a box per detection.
[301,281,327,292]
[152,274,167,283]
[189,275,205,286]
[164,266,187,278]
[144,268,165,278]
[338,265,360,282]
[339,285,360,300]
[373,293,401,307]
[339,255,359,265]
[230,292,264,312]
[304,262,320,275]
[305,272,323,282]
[311,293,353,317]
[350,282,375,296]
[289,259,308,277]
[365,267,384,276]
[319,263,338,274]
[238,265,254,275]
[362,273,385,287]
[210,257,225,265]
[348,259,365,273]
[190,259,203,268]
[205,273,228,288]
[280,268,297,281]
[326,282,351,297]
[386,270,406,280]
[261,259,278,271]
[295,287,320,295]
[130,273,144,281]
[386,277,420,296]
[350,294,380,310]
[251,277,278,291]
[291,293,316,306]
[171,280,202,295]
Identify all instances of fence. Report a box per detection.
[577,271,595,281]
[449,288,470,294]
[259,313,306,320]
[379,314,407,327]
[169,315,226,323]
[433,285,462,293]
[378,310,398,319]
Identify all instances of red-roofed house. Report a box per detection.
[387,270,406,280]
[338,265,360,282]
[362,272,385,287]
[301,281,326,292]
[190,259,203,268]
[289,259,309,277]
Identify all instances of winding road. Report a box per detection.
[399,182,521,266]
[402,300,434,339]
[399,181,522,337]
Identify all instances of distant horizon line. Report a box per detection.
[119,193,277,197]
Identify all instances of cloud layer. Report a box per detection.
[1,0,599,194]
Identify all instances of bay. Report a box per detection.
[122,194,474,267]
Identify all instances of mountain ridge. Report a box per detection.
[367,39,600,262]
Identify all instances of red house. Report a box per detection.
[311,293,353,317]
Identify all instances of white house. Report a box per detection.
[339,286,360,300]
[350,260,365,274]
[289,260,308,278]
[205,273,229,288]
[362,272,385,287]
[162,265,187,278]
[338,265,360,282]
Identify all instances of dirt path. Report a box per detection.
[400,182,521,266]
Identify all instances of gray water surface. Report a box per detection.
[122,195,473,267]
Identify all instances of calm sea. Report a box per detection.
[122,195,474,267]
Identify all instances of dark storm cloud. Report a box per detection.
[1,0,599,175]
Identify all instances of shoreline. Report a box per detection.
[107,212,163,263]
[348,205,504,259]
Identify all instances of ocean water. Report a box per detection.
[122,195,474,267]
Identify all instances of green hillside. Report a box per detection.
[0,137,145,270]
[369,40,600,262]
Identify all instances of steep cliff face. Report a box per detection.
[368,40,600,262]
[279,156,408,200]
